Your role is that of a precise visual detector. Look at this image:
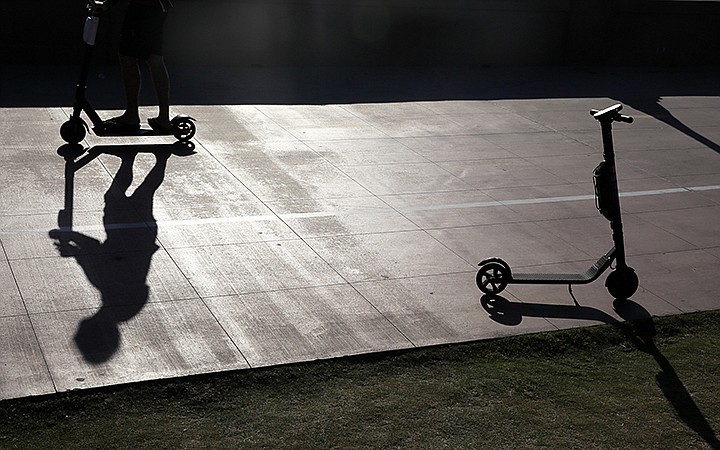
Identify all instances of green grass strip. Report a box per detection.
[2,311,719,449]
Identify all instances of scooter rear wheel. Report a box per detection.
[60,118,86,144]
[476,262,510,295]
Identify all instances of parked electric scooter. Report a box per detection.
[476,103,639,300]
[60,0,195,145]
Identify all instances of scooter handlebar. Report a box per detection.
[87,0,107,15]
[590,104,634,124]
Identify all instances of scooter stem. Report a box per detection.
[71,11,104,129]
[598,117,628,269]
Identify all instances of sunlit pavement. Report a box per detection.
[1,66,719,400]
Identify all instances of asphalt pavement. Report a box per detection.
[1,65,719,400]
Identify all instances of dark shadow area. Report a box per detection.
[4,65,720,106]
[614,301,720,450]
[613,93,720,154]
[481,293,719,448]
[49,142,194,364]
[480,293,621,327]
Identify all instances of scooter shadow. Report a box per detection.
[481,294,720,447]
[479,293,650,327]
[57,140,196,160]
[52,140,195,365]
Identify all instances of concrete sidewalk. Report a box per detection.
[1,66,719,400]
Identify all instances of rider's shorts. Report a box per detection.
[119,1,167,60]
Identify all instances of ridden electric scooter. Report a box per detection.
[60,0,196,145]
[476,103,639,300]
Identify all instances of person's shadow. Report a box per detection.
[480,293,719,448]
[50,142,193,364]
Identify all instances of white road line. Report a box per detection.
[3,184,719,235]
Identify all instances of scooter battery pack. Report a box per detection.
[593,161,620,221]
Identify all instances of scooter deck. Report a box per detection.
[93,126,175,137]
[510,248,615,285]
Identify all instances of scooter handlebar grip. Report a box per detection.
[590,106,634,124]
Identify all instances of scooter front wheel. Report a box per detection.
[605,266,638,300]
[476,261,510,295]
[60,118,87,144]
[171,116,196,142]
